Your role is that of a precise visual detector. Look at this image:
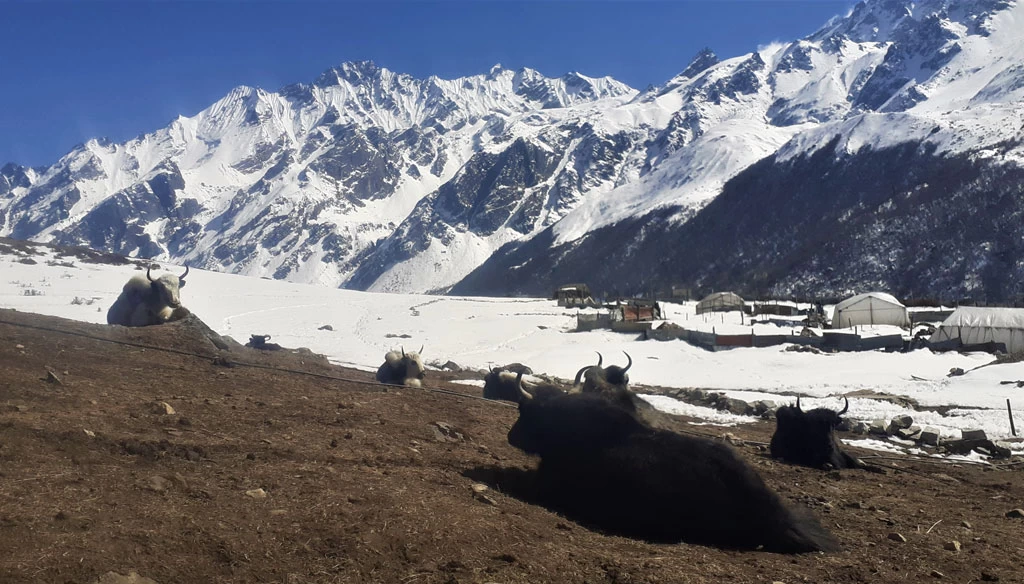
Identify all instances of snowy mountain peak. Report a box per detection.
[680,48,720,79]
[3,0,1023,301]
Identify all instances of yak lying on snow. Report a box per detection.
[376,346,425,387]
[770,397,863,470]
[107,265,190,327]
[507,386,840,553]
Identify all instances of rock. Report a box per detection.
[245,488,268,500]
[948,367,966,377]
[440,360,463,372]
[152,401,175,415]
[471,483,489,494]
[944,540,961,552]
[931,570,945,578]
[431,421,465,443]
[1006,508,1024,518]
[474,493,498,506]
[897,425,923,441]
[317,324,334,331]
[942,438,1011,458]
[919,427,941,446]
[961,428,987,441]
[330,439,338,448]
[887,415,914,435]
[851,421,869,435]
[15,344,25,350]
[144,475,172,493]
[869,419,889,436]
[752,400,776,415]
[888,532,907,542]
[721,398,752,416]
[95,572,160,584]
[980,571,1000,581]
[44,369,63,385]
[961,520,972,529]
[269,509,288,516]
[83,429,95,437]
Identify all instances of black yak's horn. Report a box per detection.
[179,264,189,279]
[147,266,156,282]
[796,396,802,412]
[622,351,632,374]
[401,346,406,357]
[837,397,849,416]
[596,351,603,368]
[516,371,533,401]
[418,344,424,356]
[573,365,590,386]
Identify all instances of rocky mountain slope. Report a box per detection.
[4,0,1024,301]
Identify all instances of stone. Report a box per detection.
[944,540,961,552]
[1006,508,1024,518]
[45,369,63,385]
[752,400,776,415]
[317,324,334,331]
[888,532,907,542]
[722,398,752,416]
[851,421,869,435]
[441,360,463,372]
[962,428,987,441]
[948,367,966,377]
[245,488,268,500]
[896,425,923,441]
[980,571,1000,581]
[15,344,25,350]
[869,419,889,436]
[269,509,288,516]
[144,476,172,493]
[83,429,95,437]
[887,415,914,435]
[961,520,972,529]
[95,572,160,584]
[920,427,941,446]
[152,401,175,415]
[471,483,489,494]
[931,570,945,578]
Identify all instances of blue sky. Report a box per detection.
[1,1,854,168]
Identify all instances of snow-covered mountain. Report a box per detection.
[4,0,1024,301]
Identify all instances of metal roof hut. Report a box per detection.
[695,292,745,315]
[554,283,594,307]
[831,292,909,329]
[929,307,1024,353]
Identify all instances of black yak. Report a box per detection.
[375,346,425,387]
[770,397,863,469]
[572,351,636,410]
[507,388,840,553]
[483,366,567,402]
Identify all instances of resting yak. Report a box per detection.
[376,346,425,387]
[107,265,190,327]
[507,381,840,553]
[770,397,863,470]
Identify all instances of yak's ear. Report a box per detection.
[179,279,187,288]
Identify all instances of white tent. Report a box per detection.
[696,292,745,315]
[929,307,1024,353]
[831,292,909,328]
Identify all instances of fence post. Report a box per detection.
[1009,399,1017,437]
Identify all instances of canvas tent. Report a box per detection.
[929,307,1024,354]
[696,292,745,315]
[831,292,909,328]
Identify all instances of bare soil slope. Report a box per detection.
[0,309,1022,584]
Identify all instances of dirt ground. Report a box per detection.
[1,308,1022,584]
